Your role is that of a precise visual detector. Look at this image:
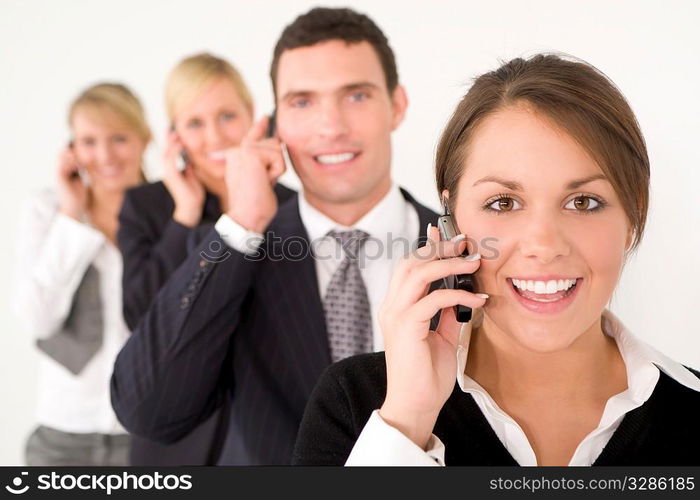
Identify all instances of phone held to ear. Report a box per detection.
[437,200,475,323]
[169,124,189,173]
[67,140,89,185]
[266,110,277,138]
[267,109,293,170]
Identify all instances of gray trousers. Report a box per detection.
[25,425,130,466]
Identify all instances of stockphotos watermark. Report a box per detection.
[4,470,192,495]
[200,232,500,267]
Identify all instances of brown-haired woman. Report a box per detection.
[292,54,700,466]
[13,83,150,465]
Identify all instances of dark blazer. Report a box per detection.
[111,188,439,464]
[116,180,296,465]
[293,352,700,465]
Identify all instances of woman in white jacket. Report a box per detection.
[13,83,151,465]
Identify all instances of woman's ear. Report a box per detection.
[441,189,450,204]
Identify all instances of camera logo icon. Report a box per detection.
[5,472,29,494]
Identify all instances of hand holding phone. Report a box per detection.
[437,200,476,323]
[57,142,89,221]
[163,127,205,227]
[224,114,287,233]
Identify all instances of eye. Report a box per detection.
[349,91,368,102]
[291,97,310,109]
[186,118,203,129]
[220,112,237,122]
[80,137,95,147]
[483,194,522,214]
[564,195,606,213]
[112,135,128,143]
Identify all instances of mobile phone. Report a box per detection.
[437,201,475,323]
[169,124,189,172]
[266,110,276,138]
[67,140,89,185]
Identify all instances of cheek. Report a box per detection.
[178,130,203,152]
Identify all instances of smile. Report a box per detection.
[314,152,359,165]
[507,277,583,313]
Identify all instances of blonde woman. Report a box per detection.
[116,53,294,465]
[14,83,150,466]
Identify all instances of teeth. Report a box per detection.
[512,278,577,295]
[316,152,356,164]
[208,150,227,160]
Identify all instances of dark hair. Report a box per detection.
[270,7,398,96]
[436,54,650,251]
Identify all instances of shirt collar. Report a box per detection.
[298,183,406,242]
[456,308,700,397]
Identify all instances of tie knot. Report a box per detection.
[328,229,369,260]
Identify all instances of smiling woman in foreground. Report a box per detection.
[292,54,700,466]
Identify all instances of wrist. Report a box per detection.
[58,205,85,222]
[378,403,440,451]
[173,206,201,228]
[226,208,269,234]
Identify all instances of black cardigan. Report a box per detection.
[292,352,700,465]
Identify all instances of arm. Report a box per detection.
[117,187,192,330]
[12,192,105,339]
[110,223,262,443]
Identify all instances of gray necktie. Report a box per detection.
[323,229,372,362]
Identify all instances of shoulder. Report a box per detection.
[20,188,59,221]
[123,181,172,207]
[312,352,388,417]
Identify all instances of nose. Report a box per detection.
[316,100,349,139]
[96,141,117,166]
[517,211,571,264]
[205,121,226,148]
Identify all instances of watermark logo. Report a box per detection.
[5,472,29,495]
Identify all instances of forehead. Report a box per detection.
[276,40,387,96]
[461,105,604,188]
[177,77,246,116]
[71,106,130,135]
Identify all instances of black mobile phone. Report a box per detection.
[67,140,88,183]
[437,201,475,323]
[266,110,277,138]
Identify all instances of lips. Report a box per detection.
[313,151,360,166]
[506,277,583,314]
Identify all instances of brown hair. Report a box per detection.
[270,7,398,97]
[436,54,650,251]
[165,52,253,123]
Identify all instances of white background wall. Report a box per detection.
[1,0,698,464]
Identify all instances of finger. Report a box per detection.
[406,289,486,336]
[393,255,482,309]
[267,144,287,182]
[243,116,270,144]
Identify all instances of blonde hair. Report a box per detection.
[68,83,152,144]
[165,52,253,123]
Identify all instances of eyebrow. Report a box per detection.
[280,81,380,102]
[472,173,608,191]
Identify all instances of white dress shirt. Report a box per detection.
[346,308,700,466]
[214,184,421,351]
[13,190,129,434]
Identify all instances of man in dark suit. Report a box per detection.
[111,7,440,464]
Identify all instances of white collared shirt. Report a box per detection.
[215,184,420,351]
[12,190,129,434]
[346,309,700,466]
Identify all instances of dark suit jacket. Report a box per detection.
[111,188,438,464]
[116,180,295,465]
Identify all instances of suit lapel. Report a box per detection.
[264,196,332,388]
